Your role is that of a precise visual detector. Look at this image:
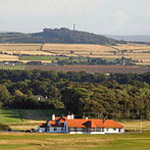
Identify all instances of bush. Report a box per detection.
[0,123,11,131]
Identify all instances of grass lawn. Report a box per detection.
[0,133,150,150]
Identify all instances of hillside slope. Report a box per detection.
[0,28,123,45]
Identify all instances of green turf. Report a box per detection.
[0,109,23,124]
[0,133,150,150]
[0,109,66,125]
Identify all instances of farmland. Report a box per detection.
[26,65,150,73]
[0,43,150,66]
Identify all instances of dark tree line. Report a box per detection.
[57,57,135,66]
[0,70,150,119]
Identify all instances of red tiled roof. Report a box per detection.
[40,118,123,129]
[66,119,104,128]
[104,120,123,128]
[66,119,123,128]
[48,118,66,127]
[48,121,56,125]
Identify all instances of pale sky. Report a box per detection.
[0,0,150,35]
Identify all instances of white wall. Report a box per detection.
[104,128,124,134]
[69,131,105,134]
[37,126,65,133]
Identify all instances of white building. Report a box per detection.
[37,114,124,134]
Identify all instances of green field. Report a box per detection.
[0,64,26,70]
[0,133,150,150]
[19,55,69,61]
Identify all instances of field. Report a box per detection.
[26,65,150,73]
[0,64,149,73]
[1,43,150,66]
[0,133,150,150]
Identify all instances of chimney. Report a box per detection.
[71,114,74,119]
[67,115,71,119]
[52,114,55,121]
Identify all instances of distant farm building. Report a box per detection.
[37,114,124,134]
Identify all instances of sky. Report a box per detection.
[0,0,150,35]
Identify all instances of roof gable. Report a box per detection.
[104,120,123,128]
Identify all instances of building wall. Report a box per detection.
[37,126,65,133]
[38,122,124,134]
[37,126,46,132]
[47,127,64,133]
[104,128,124,134]
[69,131,105,134]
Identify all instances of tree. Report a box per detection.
[0,84,10,107]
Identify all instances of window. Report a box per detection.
[54,127,57,131]
[119,128,121,132]
[113,128,116,131]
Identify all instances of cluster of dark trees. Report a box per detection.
[0,70,150,119]
[57,57,135,66]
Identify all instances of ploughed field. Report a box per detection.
[1,43,150,65]
[26,65,150,73]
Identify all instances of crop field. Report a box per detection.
[1,43,150,65]
[0,54,19,61]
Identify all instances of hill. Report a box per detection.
[0,28,122,44]
[107,35,150,43]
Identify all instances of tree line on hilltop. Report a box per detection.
[0,70,150,120]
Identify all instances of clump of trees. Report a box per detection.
[0,123,11,131]
[57,57,135,66]
[0,70,150,119]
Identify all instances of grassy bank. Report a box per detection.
[0,109,66,130]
